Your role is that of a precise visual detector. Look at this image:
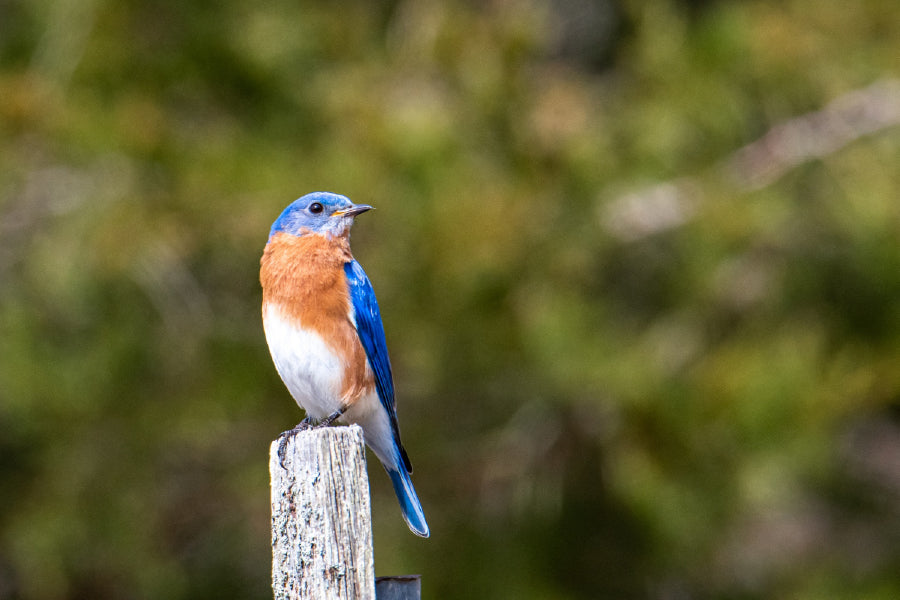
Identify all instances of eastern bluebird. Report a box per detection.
[260,191,429,538]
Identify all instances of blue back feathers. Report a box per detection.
[344,260,413,474]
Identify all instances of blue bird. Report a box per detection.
[260,192,429,537]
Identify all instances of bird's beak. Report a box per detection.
[332,204,374,218]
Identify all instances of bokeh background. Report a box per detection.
[2,0,899,598]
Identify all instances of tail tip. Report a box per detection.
[388,467,430,538]
[407,518,430,538]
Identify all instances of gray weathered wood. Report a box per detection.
[270,425,375,600]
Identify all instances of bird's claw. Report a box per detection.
[276,409,346,469]
[277,417,313,468]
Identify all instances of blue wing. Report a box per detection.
[343,260,412,473]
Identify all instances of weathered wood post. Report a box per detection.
[270,425,375,600]
[270,425,424,600]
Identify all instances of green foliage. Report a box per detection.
[2,0,899,598]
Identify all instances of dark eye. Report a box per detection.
[309,202,324,214]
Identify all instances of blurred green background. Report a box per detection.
[2,0,899,598]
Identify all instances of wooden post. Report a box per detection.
[270,425,376,600]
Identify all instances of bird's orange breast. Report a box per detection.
[260,232,374,404]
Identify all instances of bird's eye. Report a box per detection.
[309,202,324,214]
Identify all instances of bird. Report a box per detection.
[259,191,429,538]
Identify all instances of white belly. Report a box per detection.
[263,303,399,470]
[262,304,344,420]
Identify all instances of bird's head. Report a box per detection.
[268,192,373,240]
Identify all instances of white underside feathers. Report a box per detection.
[263,304,343,420]
[262,303,398,470]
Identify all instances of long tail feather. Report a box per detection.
[386,466,429,538]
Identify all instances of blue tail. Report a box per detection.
[386,466,430,538]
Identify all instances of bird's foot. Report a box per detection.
[276,410,346,468]
[277,417,313,468]
[316,408,345,428]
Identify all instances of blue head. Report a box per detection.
[269,192,373,240]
